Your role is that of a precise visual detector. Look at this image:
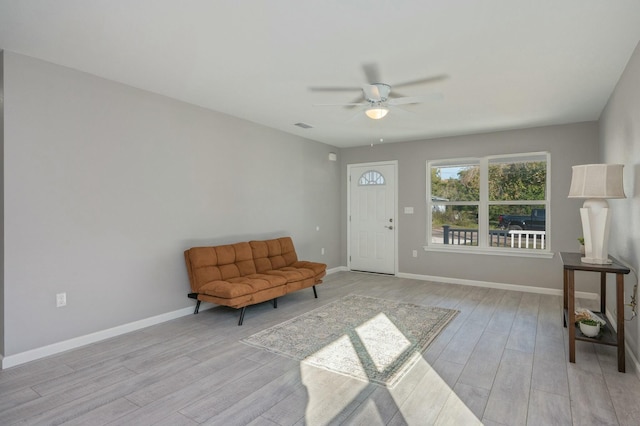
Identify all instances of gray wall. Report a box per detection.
[0,50,4,356]
[600,40,640,363]
[340,122,600,291]
[2,52,341,357]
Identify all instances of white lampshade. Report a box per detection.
[568,164,626,199]
[365,107,389,120]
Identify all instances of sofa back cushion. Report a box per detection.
[184,242,256,292]
[250,237,299,273]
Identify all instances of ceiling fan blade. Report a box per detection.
[362,62,381,84]
[388,93,444,105]
[393,74,448,88]
[309,86,363,92]
[349,93,365,104]
[363,84,382,101]
[388,91,408,99]
[388,97,423,106]
[388,105,415,115]
[312,103,368,107]
[347,109,367,122]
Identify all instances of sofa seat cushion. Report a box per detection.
[291,261,327,278]
[244,273,288,286]
[196,293,253,309]
[265,267,315,282]
[199,281,254,299]
[285,277,316,292]
[199,274,286,300]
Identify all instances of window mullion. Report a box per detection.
[478,158,489,247]
[426,162,432,245]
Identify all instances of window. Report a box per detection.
[359,170,385,185]
[426,152,550,255]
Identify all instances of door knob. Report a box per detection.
[385,226,394,230]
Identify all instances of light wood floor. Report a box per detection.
[2,271,640,425]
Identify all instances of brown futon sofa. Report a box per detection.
[184,237,326,325]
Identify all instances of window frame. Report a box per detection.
[425,151,553,258]
[358,170,386,186]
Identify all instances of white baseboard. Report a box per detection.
[626,339,640,381]
[605,309,640,381]
[626,349,640,381]
[0,267,597,370]
[327,266,348,274]
[1,305,198,369]
[395,272,599,301]
[397,272,640,377]
[2,266,346,369]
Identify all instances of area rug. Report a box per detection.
[241,294,459,388]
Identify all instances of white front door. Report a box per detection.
[348,162,397,274]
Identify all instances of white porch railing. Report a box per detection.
[438,226,547,249]
[509,230,546,249]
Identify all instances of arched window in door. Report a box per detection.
[358,170,386,186]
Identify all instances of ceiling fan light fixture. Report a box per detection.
[365,106,389,120]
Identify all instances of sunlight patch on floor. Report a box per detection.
[298,313,482,424]
[300,361,369,424]
[389,356,482,425]
[356,313,412,372]
[304,333,365,376]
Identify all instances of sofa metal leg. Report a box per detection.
[273,298,278,309]
[238,307,246,326]
[313,285,318,298]
[194,300,201,314]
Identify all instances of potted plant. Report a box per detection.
[578,237,585,254]
[579,318,600,337]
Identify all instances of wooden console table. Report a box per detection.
[560,252,630,372]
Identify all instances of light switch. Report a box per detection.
[404,207,414,214]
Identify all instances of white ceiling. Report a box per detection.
[1,1,640,148]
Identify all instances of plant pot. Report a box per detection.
[579,321,600,337]
[579,244,585,254]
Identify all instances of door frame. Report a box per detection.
[347,160,399,275]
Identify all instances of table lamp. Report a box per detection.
[568,164,625,264]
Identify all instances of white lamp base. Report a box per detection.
[579,199,612,265]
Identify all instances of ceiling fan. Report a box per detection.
[310,62,447,119]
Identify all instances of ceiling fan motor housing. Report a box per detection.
[365,83,391,102]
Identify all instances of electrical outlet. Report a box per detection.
[56,292,67,308]
[412,250,418,258]
[321,248,325,255]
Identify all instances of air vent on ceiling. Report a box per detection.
[294,122,313,129]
